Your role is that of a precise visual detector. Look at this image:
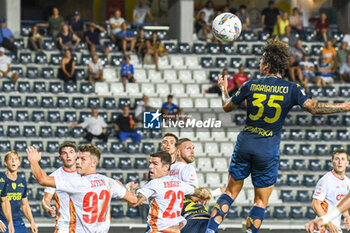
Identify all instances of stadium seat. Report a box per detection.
[80,82,93,94]
[21,156,30,169]
[327,115,340,126]
[305,206,316,219]
[87,97,100,109]
[252,44,263,55]
[78,112,90,123]
[43,39,56,50]
[33,81,46,93]
[134,158,148,169]
[292,159,306,170]
[41,96,54,108]
[56,126,69,138]
[286,175,299,186]
[49,53,62,65]
[7,126,20,137]
[194,98,208,108]
[296,190,310,203]
[28,173,38,184]
[31,141,44,152]
[245,58,259,69]
[34,52,48,64]
[321,130,334,141]
[280,190,294,202]
[296,115,309,126]
[215,57,228,68]
[126,207,139,218]
[290,129,303,140]
[19,53,32,64]
[80,54,92,66]
[141,143,155,154]
[41,67,54,79]
[72,97,85,109]
[163,42,176,54]
[315,144,329,156]
[52,156,62,168]
[303,31,316,42]
[230,58,242,68]
[312,115,325,125]
[111,205,124,218]
[2,81,15,92]
[279,159,290,171]
[200,57,213,68]
[0,141,11,153]
[125,83,141,96]
[324,160,333,171]
[30,205,41,217]
[102,157,116,169]
[23,126,36,138]
[237,44,249,55]
[48,111,61,123]
[240,206,251,218]
[330,144,343,152]
[126,173,140,184]
[209,71,220,83]
[303,175,317,187]
[24,96,38,108]
[110,55,123,66]
[71,127,84,138]
[39,126,53,138]
[310,45,323,56]
[64,82,77,93]
[323,86,336,97]
[178,70,193,83]
[305,130,318,141]
[339,86,350,97]
[0,110,13,121]
[35,188,45,201]
[226,206,238,219]
[95,142,107,153]
[0,96,6,107]
[343,115,350,126]
[17,81,30,92]
[16,111,29,122]
[197,157,213,172]
[103,98,116,109]
[193,43,206,54]
[309,86,323,97]
[213,158,228,171]
[150,130,162,139]
[110,142,124,154]
[290,206,303,219]
[64,111,77,123]
[283,144,296,155]
[222,44,234,54]
[234,114,246,125]
[47,141,59,154]
[208,43,221,54]
[14,141,27,152]
[127,143,140,154]
[75,68,86,80]
[109,112,120,124]
[178,43,191,54]
[273,206,287,219]
[56,97,69,108]
[299,144,313,156]
[118,98,131,108]
[337,130,349,141]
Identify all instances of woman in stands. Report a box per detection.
[58,49,76,83]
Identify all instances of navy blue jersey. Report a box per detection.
[231,76,311,152]
[0,175,27,221]
[0,172,8,198]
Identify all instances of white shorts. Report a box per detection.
[319,76,334,83]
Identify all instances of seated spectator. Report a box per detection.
[57,24,80,52]
[336,41,348,70]
[110,9,125,42]
[205,69,234,95]
[0,19,17,55]
[261,0,280,35]
[281,26,297,47]
[151,32,167,57]
[321,40,336,70]
[315,12,329,42]
[234,65,250,91]
[339,54,350,83]
[317,56,333,86]
[114,106,142,150]
[71,108,108,143]
[161,95,182,121]
[135,95,157,122]
[300,54,321,87]
[273,12,289,36]
[37,8,64,41]
[195,11,211,41]
[88,54,104,83]
[69,11,86,40]
[343,34,350,50]
[198,0,215,25]
[0,47,18,82]
[143,40,159,71]
[290,39,306,62]
[116,22,136,53]
[133,0,153,26]
[286,55,305,87]
[28,25,44,52]
[136,29,146,58]
[85,23,109,55]
[236,5,250,31]
[120,55,135,88]
[289,7,303,33]
[58,49,76,83]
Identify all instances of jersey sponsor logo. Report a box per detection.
[244,125,273,137]
[90,179,106,188]
[18,183,24,188]
[0,178,4,183]
[336,194,345,201]
[250,84,289,94]
[170,169,179,176]
[7,192,22,201]
[163,181,181,188]
[12,183,16,190]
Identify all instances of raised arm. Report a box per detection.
[217,75,237,112]
[302,99,350,114]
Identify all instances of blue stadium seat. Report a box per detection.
[2,81,15,92]
[7,126,20,137]
[303,31,316,42]
[280,190,293,202]
[0,141,11,153]
[110,112,120,124]
[27,188,34,201]
[98,112,108,123]
[47,141,59,153]
[290,206,303,219]
[339,87,350,97]
[225,206,238,219]
[309,86,323,97]
[209,71,220,83]
[252,44,263,55]
[42,67,55,79]
[337,130,349,141]
[48,111,61,123]
[95,142,108,153]
[103,98,116,109]
[0,126,3,137]
[343,116,350,126]
[72,97,85,109]
[234,114,246,125]
[215,58,228,68]
[178,43,191,54]
[126,173,140,184]
[323,86,336,97]
[193,43,206,54]
[240,206,251,218]
[80,54,92,66]
[25,96,38,108]
[273,206,287,219]
[50,54,62,65]
[312,115,325,125]
[64,82,77,93]
[237,44,249,55]
[49,82,63,93]
[303,175,317,187]
[127,143,140,154]
[292,159,306,170]
[75,68,87,80]
[17,81,30,92]
[87,97,100,109]
[296,115,309,126]
[230,58,242,69]
[79,112,90,123]
[286,175,299,186]
[126,207,139,218]
[57,97,70,108]
[80,82,93,94]
[200,57,213,68]
[290,129,303,141]
[118,158,132,169]
[64,111,77,122]
[39,126,53,138]
[41,96,54,108]
[207,43,221,54]
[111,173,124,183]
[118,98,131,108]
[0,110,13,121]
[34,53,48,64]
[142,143,155,154]
[310,45,323,56]
[19,53,32,64]
[330,144,343,152]
[33,81,46,93]
[9,96,22,108]
[15,39,25,48]
[305,130,318,141]
[44,39,56,51]
[321,130,335,141]
[157,30,168,40]
[21,25,31,36]
[327,115,340,126]
[110,55,123,66]
[0,96,6,107]
[163,43,176,54]
[324,160,333,171]
[305,207,316,219]
[28,173,37,184]
[299,144,313,156]
[296,190,310,203]
[30,205,41,217]
[31,141,44,151]
[35,188,45,201]
[22,156,31,168]
[241,31,255,41]
[16,111,29,121]
[110,142,124,154]
[222,44,234,54]
[315,144,329,156]
[71,127,84,138]
[56,126,69,138]
[134,158,148,169]
[283,144,297,155]
[111,205,124,218]
[102,157,116,169]
[14,141,27,152]
[53,157,63,168]
[279,159,290,171]
[150,130,162,139]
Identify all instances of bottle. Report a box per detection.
[129,115,133,128]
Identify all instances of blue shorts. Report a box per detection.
[119,131,142,143]
[228,133,280,188]
[2,220,28,233]
[181,219,209,233]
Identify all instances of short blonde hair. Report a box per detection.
[4,151,21,162]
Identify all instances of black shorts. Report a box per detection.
[181,219,209,233]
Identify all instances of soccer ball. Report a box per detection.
[212,13,242,43]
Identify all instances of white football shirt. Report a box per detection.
[170,162,198,188]
[137,176,194,232]
[55,173,127,233]
[313,171,350,231]
[45,167,80,232]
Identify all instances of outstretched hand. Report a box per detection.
[217,75,228,91]
[305,218,326,233]
[26,146,42,164]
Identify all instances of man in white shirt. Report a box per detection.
[311,149,350,233]
[339,54,350,83]
[0,47,18,82]
[135,95,156,122]
[88,54,104,83]
[133,0,153,25]
[110,9,125,36]
[71,108,109,143]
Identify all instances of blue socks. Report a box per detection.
[246,206,265,233]
[206,194,234,233]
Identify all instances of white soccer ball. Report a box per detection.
[212,13,242,43]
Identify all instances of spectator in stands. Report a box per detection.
[290,39,307,62]
[69,11,86,40]
[343,34,350,50]
[280,26,297,47]
[195,11,211,41]
[315,12,329,42]
[88,54,104,83]
[144,40,159,71]
[0,18,18,55]
[286,55,305,87]
[339,54,350,83]
[135,95,157,122]
[236,5,250,31]
[114,106,142,150]
[39,7,64,41]
[261,0,280,35]
[0,47,18,82]
[317,56,333,86]
[152,32,167,57]
[57,24,80,52]
[234,65,250,91]
[136,28,146,59]
[58,49,76,83]
[133,0,153,26]
[116,22,136,53]
[198,0,215,25]
[336,42,348,70]
[120,55,135,88]
[85,23,109,56]
[289,7,303,33]
[273,11,289,36]
[321,40,337,70]
[300,54,321,86]
[71,108,108,143]
[28,25,44,52]
[110,9,125,41]
[161,95,182,121]
[206,69,234,95]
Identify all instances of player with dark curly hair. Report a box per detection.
[206,38,350,233]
